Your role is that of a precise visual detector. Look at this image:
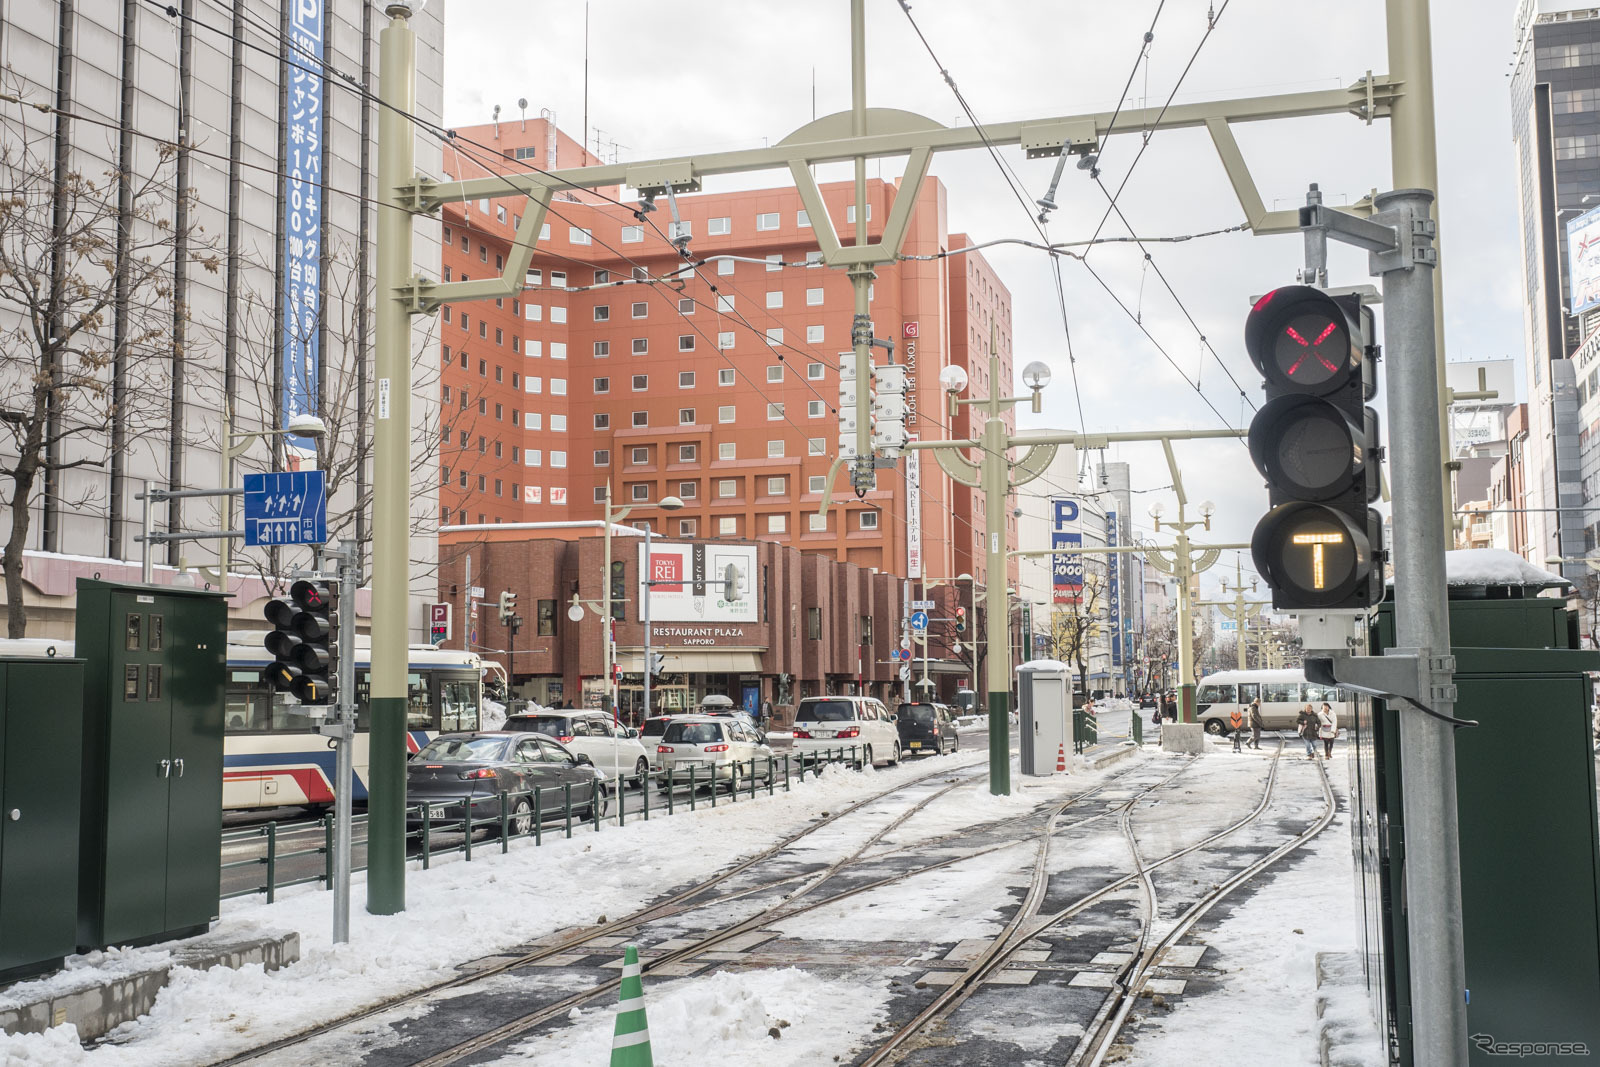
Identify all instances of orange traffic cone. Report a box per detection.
[1055,741,1067,772]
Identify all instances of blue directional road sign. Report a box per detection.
[244,470,327,547]
[910,610,929,632]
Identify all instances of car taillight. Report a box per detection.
[558,735,574,744]
[792,727,812,739]
[932,726,940,735]
[459,768,497,779]
[704,744,729,753]
[657,745,675,753]
[836,727,860,738]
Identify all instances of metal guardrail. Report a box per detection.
[1073,710,1099,754]
[220,747,862,901]
[1131,708,1143,747]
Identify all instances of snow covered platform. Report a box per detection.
[0,924,298,1043]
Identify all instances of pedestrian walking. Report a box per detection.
[1296,703,1318,759]
[1318,701,1338,760]
[1248,698,1264,750]
[1229,706,1245,752]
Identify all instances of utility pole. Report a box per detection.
[1143,441,1225,722]
[315,541,358,944]
[1199,556,1267,671]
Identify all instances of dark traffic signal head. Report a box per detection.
[1245,285,1383,612]
[261,579,337,704]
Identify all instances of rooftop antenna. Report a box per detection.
[582,3,590,162]
[492,103,501,139]
[518,97,528,132]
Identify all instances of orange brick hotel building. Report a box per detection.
[434,118,1020,708]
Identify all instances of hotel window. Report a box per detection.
[551,378,567,395]
[528,413,542,430]
[550,271,566,286]
[633,374,648,391]
[807,438,825,456]
[442,385,451,403]
[594,413,610,429]
[669,220,692,240]
[479,244,487,262]
[525,450,542,467]
[631,301,647,319]
[808,475,826,493]
[767,515,786,534]
[718,517,737,536]
[809,513,827,532]
[631,446,649,464]
[678,518,697,536]
[807,607,821,639]
[678,335,695,352]
[478,475,486,491]
[796,210,810,228]
[632,411,648,428]
[679,371,695,388]
[527,340,542,357]
[717,258,735,276]
[496,404,505,420]
[632,338,648,355]
[859,511,879,530]
[767,402,784,420]
[719,369,735,386]
[719,405,735,423]
[478,321,488,338]
[765,328,783,346]
[526,269,542,285]
[594,450,610,466]
[846,204,872,223]
[595,341,610,357]
[767,440,784,458]
[551,306,567,324]
[525,376,542,394]
[459,471,468,487]
[805,251,823,267]
[478,358,488,377]
[479,399,487,414]
[494,479,503,497]
[551,414,567,432]
[719,442,736,460]
[708,216,731,235]
[678,297,695,314]
[808,400,824,418]
[767,477,785,495]
[594,270,610,285]
[632,266,648,282]
[594,305,610,322]
[717,294,735,312]
[718,331,735,350]
[678,444,697,462]
[569,227,592,245]
[593,487,608,503]
[551,451,567,468]
[494,364,503,380]
[806,325,824,343]
[679,408,696,425]
[679,481,698,499]
[807,362,824,380]
[756,212,779,231]
[525,304,542,321]
[594,377,610,393]
[621,224,643,243]
[718,479,737,498]
[766,365,783,383]
[766,254,781,272]
[766,291,783,309]
[632,483,650,501]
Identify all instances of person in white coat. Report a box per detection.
[1317,701,1338,760]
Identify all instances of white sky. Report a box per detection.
[442,0,1526,598]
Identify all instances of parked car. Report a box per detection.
[654,716,774,788]
[405,732,608,835]
[895,702,958,756]
[502,711,653,785]
[791,695,901,767]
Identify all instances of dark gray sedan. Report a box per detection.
[406,732,609,836]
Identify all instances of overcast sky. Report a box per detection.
[442,0,1526,600]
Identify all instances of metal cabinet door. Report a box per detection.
[101,620,173,944]
[163,597,225,932]
[0,661,84,972]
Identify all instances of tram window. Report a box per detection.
[1196,684,1236,704]
[225,680,272,731]
[1304,684,1339,703]
[407,672,432,729]
[270,695,318,732]
[1263,682,1300,703]
[441,679,479,732]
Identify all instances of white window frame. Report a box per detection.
[806,325,824,343]
[859,511,879,530]
[807,438,825,455]
[678,481,698,499]
[708,216,731,235]
[767,476,785,495]
[756,212,779,231]
[767,514,787,534]
[719,442,736,461]
[679,408,696,425]
[809,513,827,532]
[766,291,783,309]
[551,451,567,469]
[718,479,738,498]
[632,338,648,355]
[718,517,738,536]
[550,378,567,395]
[718,405,736,423]
[525,450,543,467]
[679,371,695,388]
[631,301,647,319]
[525,376,543,394]
[767,440,784,458]
[717,331,736,350]
[569,226,592,245]
[631,446,649,465]
[621,224,643,243]
[678,444,697,463]
[808,475,826,493]
[719,369,735,386]
[807,362,824,381]
[808,400,825,417]
[767,402,784,420]
[766,365,784,383]
[717,258,735,276]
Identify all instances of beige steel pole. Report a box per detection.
[981,368,1011,794]
[367,1,416,916]
[846,0,874,481]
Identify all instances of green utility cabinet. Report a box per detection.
[0,657,85,982]
[75,580,226,951]
[1352,591,1600,1066]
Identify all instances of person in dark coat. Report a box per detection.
[1295,703,1318,759]
[1248,698,1264,750]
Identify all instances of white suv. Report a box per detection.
[792,696,901,767]
[503,711,652,785]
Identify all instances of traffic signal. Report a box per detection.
[261,578,337,704]
[1244,285,1383,611]
[838,354,861,461]
[498,589,517,624]
[955,606,967,633]
[871,363,908,457]
[648,652,666,676]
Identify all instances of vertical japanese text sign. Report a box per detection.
[1051,499,1083,605]
[282,0,325,451]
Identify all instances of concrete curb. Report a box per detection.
[1314,950,1387,1067]
[0,928,299,1041]
[1083,742,1141,770]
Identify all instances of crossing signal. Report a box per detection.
[1244,285,1383,611]
[498,589,517,624]
[955,606,967,633]
[261,578,337,704]
[648,652,666,676]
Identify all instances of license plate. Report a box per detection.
[909,742,922,748]
[429,806,447,819]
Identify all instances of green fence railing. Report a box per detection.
[1073,710,1099,754]
[221,746,863,902]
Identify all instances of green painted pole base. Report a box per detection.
[366,694,407,914]
[988,691,1010,796]
[611,944,654,1066]
[1179,683,1197,725]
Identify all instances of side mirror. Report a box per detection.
[626,728,639,739]
[890,714,899,723]
[575,752,594,767]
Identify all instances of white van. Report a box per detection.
[791,695,901,767]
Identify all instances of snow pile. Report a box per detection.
[492,968,893,1066]
[481,699,509,730]
[1384,548,1565,590]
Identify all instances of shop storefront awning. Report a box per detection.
[616,650,766,673]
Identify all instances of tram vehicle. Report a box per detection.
[222,633,498,810]
[1192,668,1350,734]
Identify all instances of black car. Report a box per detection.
[895,702,958,756]
[406,732,608,836]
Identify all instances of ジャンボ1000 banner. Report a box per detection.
[640,542,758,624]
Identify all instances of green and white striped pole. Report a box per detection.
[610,944,653,1066]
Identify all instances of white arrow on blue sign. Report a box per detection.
[243,470,327,547]
[910,610,929,632]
